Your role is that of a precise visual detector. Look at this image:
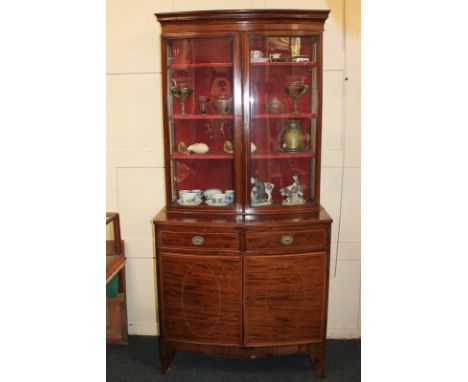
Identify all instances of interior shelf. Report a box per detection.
[169,63,233,69]
[252,151,315,159]
[170,114,234,120]
[171,152,234,160]
[253,113,315,119]
[250,61,317,67]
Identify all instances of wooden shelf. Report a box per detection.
[251,199,315,207]
[106,255,126,283]
[171,152,234,160]
[251,61,317,67]
[253,113,315,119]
[170,114,233,120]
[169,63,233,69]
[252,151,315,159]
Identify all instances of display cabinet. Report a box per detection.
[153,9,331,377]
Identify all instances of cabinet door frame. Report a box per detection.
[161,31,244,214]
[241,30,324,215]
[243,251,330,347]
[158,252,243,346]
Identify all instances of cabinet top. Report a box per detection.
[155,9,330,25]
[153,207,332,227]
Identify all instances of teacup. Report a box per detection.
[181,192,201,204]
[250,50,263,59]
[225,190,234,203]
[203,188,222,200]
[191,189,203,198]
[178,190,190,199]
[211,193,227,205]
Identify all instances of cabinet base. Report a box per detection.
[159,338,326,378]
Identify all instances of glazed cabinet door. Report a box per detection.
[244,252,328,346]
[243,32,322,213]
[162,33,243,212]
[159,253,242,345]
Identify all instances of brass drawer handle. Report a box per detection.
[280,235,294,245]
[191,236,205,246]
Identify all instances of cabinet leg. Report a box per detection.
[159,339,175,375]
[309,342,326,378]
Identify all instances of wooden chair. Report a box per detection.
[106,212,128,344]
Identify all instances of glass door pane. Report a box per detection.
[165,37,236,208]
[248,35,318,208]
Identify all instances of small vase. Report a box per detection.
[279,119,309,152]
[198,96,210,114]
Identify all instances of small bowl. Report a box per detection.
[211,193,227,205]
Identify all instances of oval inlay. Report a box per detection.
[181,262,221,338]
[266,262,305,337]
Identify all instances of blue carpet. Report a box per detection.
[107,336,360,381]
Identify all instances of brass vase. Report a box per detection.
[279,119,309,152]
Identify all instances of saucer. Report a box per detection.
[251,200,273,207]
[251,57,269,63]
[292,55,310,62]
[206,199,231,207]
[177,199,203,206]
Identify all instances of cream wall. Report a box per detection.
[107,0,360,338]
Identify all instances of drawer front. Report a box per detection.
[246,227,328,251]
[159,230,240,250]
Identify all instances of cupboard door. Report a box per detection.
[244,252,328,346]
[244,33,322,212]
[163,34,242,211]
[159,253,242,345]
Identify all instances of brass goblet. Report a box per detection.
[171,78,193,115]
[284,76,308,113]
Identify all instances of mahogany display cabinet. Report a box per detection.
[153,9,332,377]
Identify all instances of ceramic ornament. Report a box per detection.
[187,143,209,154]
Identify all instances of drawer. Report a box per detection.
[159,230,240,250]
[245,227,328,251]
